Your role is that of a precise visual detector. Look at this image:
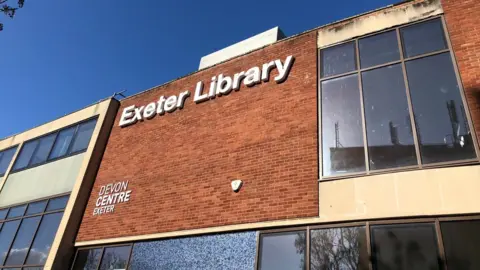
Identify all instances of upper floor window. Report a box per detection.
[0,147,17,177]
[12,118,97,172]
[319,17,477,178]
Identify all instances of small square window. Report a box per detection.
[321,41,357,78]
[6,205,26,219]
[401,18,447,58]
[359,30,400,68]
[46,196,69,211]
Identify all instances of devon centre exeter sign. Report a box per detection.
[93,180,132,216]
[118,55,295,127]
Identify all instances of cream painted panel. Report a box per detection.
[317,0,443,48]
[319,165,480,222]
[0,153,85,207]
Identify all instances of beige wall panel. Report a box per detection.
[0,154,85,207]
[317,0,443,48]
[319,165,480,221]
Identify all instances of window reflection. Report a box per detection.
[310,227,369,270]
[362,64,417,170]
[259,231,306,270]
[371,223,441,270]
[441,220,480,270]
[71,248,102,270]
[26,212,63,265]
[321,42,357,78]
[322,74,366,176]
[99,246,131,270]
[0,147,17,176]
[5,216,41,266]
[0,221,21,265]
[406,53,476,163]
[359,31,400,68]
[401,18,447,58]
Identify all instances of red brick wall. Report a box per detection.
[443,0,480,141]
[76,32,319,242]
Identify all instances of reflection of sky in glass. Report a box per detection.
[26,212,63,265]
[5,216,41,266]
[321,42,357,78]
[322,74,365,175]
[401,18,447,58]
[260,232,305,270]
[129,231,256,270]
[359,31,400,68]
[0,220,20,264]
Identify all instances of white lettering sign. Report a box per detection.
[119,55,295,127]
[93,180,132,216]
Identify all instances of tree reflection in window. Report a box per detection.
[310,227,369,270]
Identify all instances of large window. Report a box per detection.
[0,147,17,177]
[320,17,477,177]
[259,218,480,270]
[71,245,132,270]
[12,119,97,172]
[0,195,68,269]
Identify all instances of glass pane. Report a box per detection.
[23,268,43,270]
[362,64,417,170]
[46,196,69,211]
[69,120,96,153]
[5,216,41,266]
[72,249,102,270]
[25,201,47,215]
[359,31,400,68]
[0,147,17,175]
[29,134,56,166]
[371,223,441,270]
[406,53,476,163]
[311,227,369,270]
[322,74,366,176]
[0,220,21,265]
[99,245,131,270]
[401,18,447,58]
[321,42,357,77]
[13,141,37,170]
[7,205,27,219]
[0,209,8,220]
[441,220,480,270]
[3,268,21,270]
[26,212,63,265]
[48,127,76,160]
[259,231,306,270]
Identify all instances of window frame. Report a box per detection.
[0,193,69,269]
[71,243,134,270]
[10,116,98,174]
[256,215,480,270]
[318,16,480,181]
[0,146,18,178]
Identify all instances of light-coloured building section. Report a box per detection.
[317,0,443,48]
[199,27,285,70]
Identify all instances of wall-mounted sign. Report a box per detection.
[119,55,295,127]
[93,181,132,216]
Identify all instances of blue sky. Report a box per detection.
[0,0,396,138]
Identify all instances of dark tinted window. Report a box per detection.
[259,231,306,270]
[0,220,21,265]
[0,209,8,220]
[72,249,102,270]
[362,64,417,170]
[371,223,441,270]
[5,216,41,266]
[441,220,480,270]
[48,126,76,160]
[322,74,366,176]
[311,227,368,270]
[26,212,63,265]
[13,141,37,170]
[99,245,131,270]
[0,147,17,176]
[406,53,476,163]
[401,18,447,58]
[7,205,26,219]
[359,31,400,68]
[69,120,96,153]
[29,134,56,166]
[26,201,47,215]
[46,196,69,211]
[321,42,357,78]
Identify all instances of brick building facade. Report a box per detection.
[68,0,480,269]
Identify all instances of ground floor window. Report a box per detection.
[0,194,68,270]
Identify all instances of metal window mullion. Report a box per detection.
[403,48,451,63]
[355,40,370,174]
[46,131,60,161]
[318,48,324,180]
[125,243,134,270]
[306,226,310,270]
[366,222,373,270]
[66,124,81,155]
[21,214,44,266]
[434,220,448,270]
[396,28,423,168]
[440,16,480,159]
[3,217,24,266]
[95,247,106,270]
